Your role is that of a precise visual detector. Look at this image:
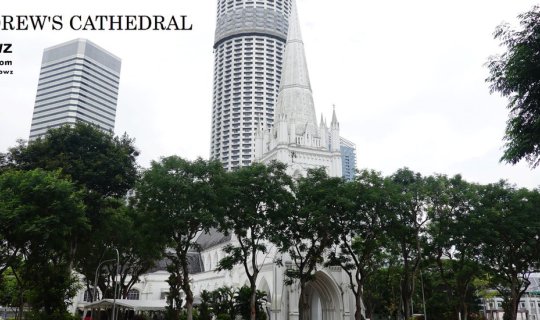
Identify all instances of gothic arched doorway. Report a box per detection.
[304,271,343,320]
[258,277,272,320]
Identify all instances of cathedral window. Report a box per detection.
[83,288,99,302]
[127,289,140,300]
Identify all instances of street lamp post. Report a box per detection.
[420,269,427,320]
[91,259,114,319]
[112,248,120,320]
[93,259,116,302]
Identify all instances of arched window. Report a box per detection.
[213,252,219,270]
[83,287,99,302]
[127,289,140,300]
[83,289,92,302]
[83,288,99,302]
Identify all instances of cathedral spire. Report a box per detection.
[330,104,340,152]
[331,104,339,128]
[275,0,318,136]
[255,117,263,137]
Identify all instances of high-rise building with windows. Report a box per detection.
[340,137,357,181]
[211,0,292,171]
[29,38,121,139]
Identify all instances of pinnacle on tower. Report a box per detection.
[255,118,263,138]
[331,104,339,129]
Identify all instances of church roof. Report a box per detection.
[275,0,318,135]
[145,229,230,275]
[147,251,204,274]
[195,228,231,251]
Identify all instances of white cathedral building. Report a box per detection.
[74,1,357,319]
[254,0,342,179]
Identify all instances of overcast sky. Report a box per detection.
[1,0,539,189]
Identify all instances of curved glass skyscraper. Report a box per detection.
[211,0,292,171]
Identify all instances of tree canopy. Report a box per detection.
[273,168,349,320]
[2,123,139,196]
[134,156,226,320]
[486,5,540,168]
[217,161,293,320]
[326,170,391,320]
[0,169,88,318]
[1,125,539,320]
[0,123,153,318]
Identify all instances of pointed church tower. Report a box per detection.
[319,114,328,148]
[330,105,340,152]
[256,0,342,178]
[330,105,343,176]
[275,0,318,136]
[254,119,264,159]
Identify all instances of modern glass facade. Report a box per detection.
[29,38,121,139]
[340,137,357,181]
[211,0,292,171]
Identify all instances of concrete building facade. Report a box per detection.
[210,0,292,171]
[30,38,121,139]
[482,274,540,320]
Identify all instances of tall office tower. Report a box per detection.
[340,137,357,181]
[30,38,121,139]
[211,0,292,171]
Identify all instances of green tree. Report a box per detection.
[134,156,225,320]
[386,168,428,319]
[0,123,151,304]
[273,168,347,320]
[486,6,540,167]
[476,182,540,320]
[0,265,25,318]
[363,263,402,319]
[217,162,293,320]
[2,123,139,197]
[425,174,483,320]
[415,262,455,320]
[0,169,88,318]
[208,286,236,320]
[233,286,268,320]
[0,123,140,284]
[326,170,390,320]
[198,290,213,320]
[115,205,167,299]
[82,203,167,300]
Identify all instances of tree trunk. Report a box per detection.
[354,289,365,320]
[510,291,519,320]
[182,270,194,320]
[186,295,193,320]
[400,246,412,320]
[506,275,525,320]
[250,282,257,320]
[298,281,306,320]
[401,276,411,319]
[11,267,24,320]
